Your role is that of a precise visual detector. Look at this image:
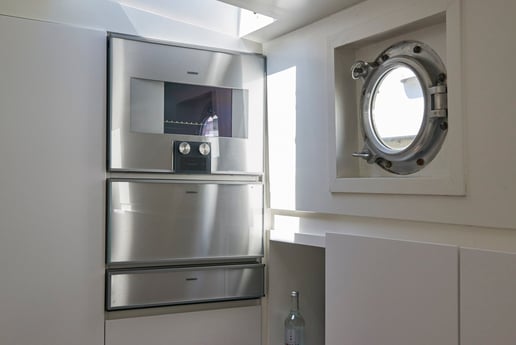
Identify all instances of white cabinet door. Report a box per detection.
[461,248,516,345]
[326,233,458,345]
[106,306,262,345]
[0,15,105,345]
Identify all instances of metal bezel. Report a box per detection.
[352,41,448,175]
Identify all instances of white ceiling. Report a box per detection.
[115,0,365,43]
[117,0,241,36]
[218,0,366,42]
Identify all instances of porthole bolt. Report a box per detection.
[374,158,392,169]
[382,160,393,169]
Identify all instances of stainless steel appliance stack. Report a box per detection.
[105,34,265,310]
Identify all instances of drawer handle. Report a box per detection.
[185,277,198,281]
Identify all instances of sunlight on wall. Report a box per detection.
[267,66,297,210]
[273,215,300,233]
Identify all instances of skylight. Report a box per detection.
[115,0,275,38]
[238,8,275,37]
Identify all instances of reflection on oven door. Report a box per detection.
[106,264,264,310]
[107,179,264,266]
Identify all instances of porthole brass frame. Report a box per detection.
[351,40,448,175]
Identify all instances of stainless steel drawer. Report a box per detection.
[107,179,264,266]
[106,264,264,310]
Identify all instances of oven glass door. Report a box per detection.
[131,78,248,139]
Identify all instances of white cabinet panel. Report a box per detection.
[326,233,458,345]
[461,248,516,345]
[106,306,261,345]
[0,15,105,345]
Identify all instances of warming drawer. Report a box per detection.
[106,264,264,310]
[107,179,264,265]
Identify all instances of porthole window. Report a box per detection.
[351,40,448,175]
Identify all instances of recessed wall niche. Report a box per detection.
[328,0,464,196]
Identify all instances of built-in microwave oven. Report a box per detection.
[107,34,265,175]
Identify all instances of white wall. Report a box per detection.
[0,0,261,53]
[265,0,516,248]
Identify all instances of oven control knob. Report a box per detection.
[199,142,211,156]
[178,142,191,155]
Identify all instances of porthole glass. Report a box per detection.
[351,40,448,175]
[371,66,424,151]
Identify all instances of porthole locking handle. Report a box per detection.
[352,151,372,159]
[351,61,374,80]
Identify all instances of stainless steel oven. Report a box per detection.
[108,34,265,175]
[105,34,265,310]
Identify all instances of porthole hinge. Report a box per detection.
[429,84,447,118]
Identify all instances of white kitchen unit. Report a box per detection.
[460,248,516,345]
[105,306,262,345]
[0,15,105,345]
[326,233,458,345]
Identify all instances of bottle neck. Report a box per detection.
[290,291,300,312]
